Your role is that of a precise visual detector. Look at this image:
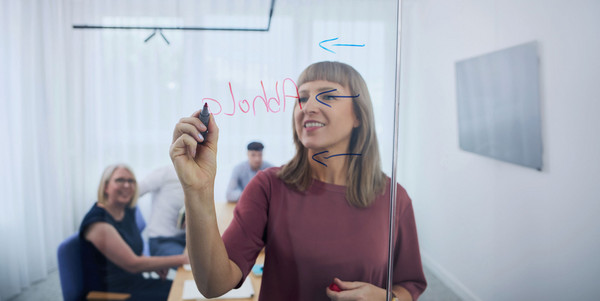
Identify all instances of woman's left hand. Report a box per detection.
[325,278,387,301]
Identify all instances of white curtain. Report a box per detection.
[1,0,81,299]
[0,0,397,299]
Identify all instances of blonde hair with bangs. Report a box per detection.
[97,164,139,208]
[278,61,386,208]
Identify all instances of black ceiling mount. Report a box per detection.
[72,0,275,44]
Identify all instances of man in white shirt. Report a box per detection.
[226,141,273,202]
[138,165,186,256]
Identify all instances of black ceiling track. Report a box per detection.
[72,0,275,43]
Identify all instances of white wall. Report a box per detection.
[399,0,600,300]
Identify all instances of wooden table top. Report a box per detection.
[167,202,264,301]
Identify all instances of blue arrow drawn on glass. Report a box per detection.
[312,151,362,167]
[319,37,365,54]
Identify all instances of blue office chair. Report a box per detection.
[57,233,130,301]
[134,207,150,256]
[57,208,147,300]
[134,207,146,232]
[57,233,85,301]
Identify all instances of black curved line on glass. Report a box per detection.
[315,89,360,108]
[336,94,360,99]
[311,151,362,167]
[324,153,362,159]
[312,151,329,167]
[315,89,338,107]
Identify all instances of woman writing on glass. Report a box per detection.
[170,61,426,300]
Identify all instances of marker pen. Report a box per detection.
[199,103,210,142]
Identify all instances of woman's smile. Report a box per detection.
[303,120,326,131]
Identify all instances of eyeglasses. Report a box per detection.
[114,178,136,185]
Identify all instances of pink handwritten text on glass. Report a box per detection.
[202,78,300,116]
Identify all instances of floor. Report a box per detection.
[8,265,462,301]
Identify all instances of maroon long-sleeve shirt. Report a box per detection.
[222,167,427,301]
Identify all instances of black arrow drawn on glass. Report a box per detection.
[312,151,362,167]
[315,89,360,108]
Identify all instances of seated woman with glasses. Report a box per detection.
[79,164,189,301]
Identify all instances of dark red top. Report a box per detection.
[222,167,427,301]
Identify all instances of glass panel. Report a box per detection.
[72,0,426,300]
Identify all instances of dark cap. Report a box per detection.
[247,142,264,151]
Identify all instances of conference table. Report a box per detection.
[167,202,264,301]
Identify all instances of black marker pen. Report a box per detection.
[199,103,210,143]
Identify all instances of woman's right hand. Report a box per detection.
[170,111,219,192]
